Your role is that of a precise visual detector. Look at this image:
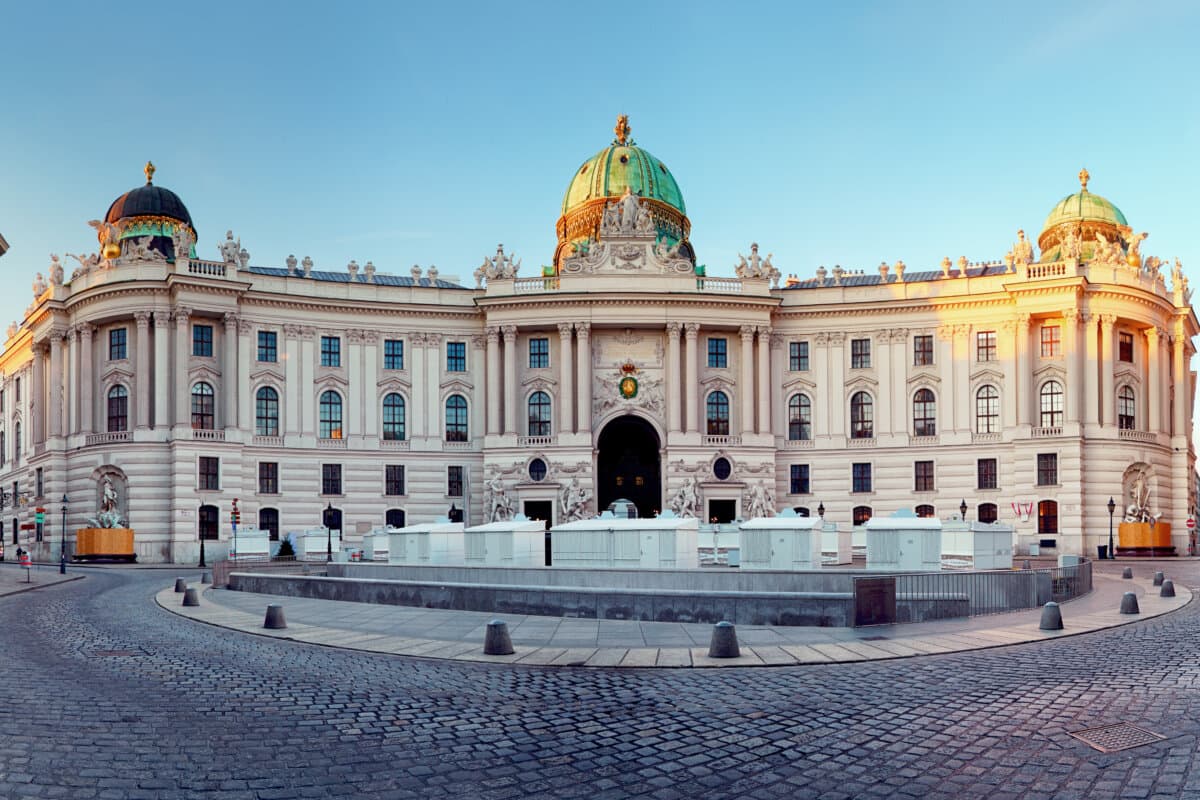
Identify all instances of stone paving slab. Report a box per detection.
[154,570,1193,669]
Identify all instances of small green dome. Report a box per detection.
[1041,170,1127,233]
[562,136,685,216]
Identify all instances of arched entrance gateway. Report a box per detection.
[596,415,662,518]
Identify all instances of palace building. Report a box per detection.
[1,117,1196,563]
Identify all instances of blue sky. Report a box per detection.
[1,0,1198,326]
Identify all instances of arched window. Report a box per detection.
[0,430,5,467]
[385,508,406,528]
[788,394,811,441]
[1039,381,1063,428]
[255,387,279,436]
[706,391,730,436]
[1038,500,1058,535]
[978,503,998,524]
[382,393,406,441]
[528,391,552,437]
[850,392,873,439]
[107,385,129,432]
[445,394,468,442]
[794,507,810,517]
[912,389,936,437]
[259,508,279,541]
[319,390,342,439]
[13,422,20,463]
[1118,386,1136,430]
[191,382,214,430]
[915,504,936,518]
[852,505,873,525]
[976,385,999,433]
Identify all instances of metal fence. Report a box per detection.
[211,556,315,588]
[886,558,1093,621]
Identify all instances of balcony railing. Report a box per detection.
[1118,429,1156,443]
[703,434,741,446]
[696,277,742,293]
[317,438,347,449]
[512,277,560,293]
[192,429,226,441]
[909,435,939,446]
[381,439,411,449]
[443,440,474,450]
[517,435,555,447]
[85,431,131,446]
[782,438,814,449]
[252,435,284,447]
[847,436,876,448]
[972,432,1002,444]
[187,259,227,278]
[1032,426,1062,438]
[1027,262,1068,279]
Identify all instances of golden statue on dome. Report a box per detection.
[144,160,156,185]
[1078,167,1089,191]
[614,114,631,145]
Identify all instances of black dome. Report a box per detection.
[105,184,193,228]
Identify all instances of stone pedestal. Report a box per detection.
[75,528,136,562]
[1116,521,1175,557]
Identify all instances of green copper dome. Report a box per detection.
[1042,190,1127,231]
[561,121,685,216]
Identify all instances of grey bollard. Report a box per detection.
[182,587,200,607]
[1122,567,1133,579]
[1039,602,1064,631]
[1022,560,1031,570]
[263,604,287,630]
[483,620,514,655]
[200,571,211,584]
[174,577,188,593]
[708,621,741,658]
[1153,571,1164,587]
[1120,592,1140,614]
[1160,579,1176,598]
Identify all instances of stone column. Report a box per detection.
[1173,318,1188,436]
[890,330,907,436]
[31,342,45,444]
[426,334,441,440]
[237,319,252,432]
[814,333,829,436]
[937,326,955,433]
[502,325,517,435]
[153,315,170,430]
[576,323,592,435]
[666,323,682,434]
[874,330,891,436]
[79,325,95,434]
[346,330,362,439]
[1146,327,1162,433]
[1160,327,1172,435]
[684,323,699,433]
[769,333,785,438]
[49,332,64,439]
[223,313,239,430]
[558,322,574,435]
[409,334,426,438]
[1083,313,1100,426]
[1015,315,1031,427]
[470,334,485,442]
[739,325,755,436]
[829,333,845,437]
[1100,314,1117,427]
[174,306,191,429]
[998,321,1017,430]
[68,326,79,435]
[1062,310,1080,424]
[756,326,770,435]
[283,325,301,436]
[486,327,501,435]
[133,312,151,429]
[299,327,316,436]
[953,326,970,432]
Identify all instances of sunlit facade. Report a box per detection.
[0,125,1195,562]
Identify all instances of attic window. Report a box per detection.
[619,155,629,164]
[579,165,587,174]
[659,163,667,173]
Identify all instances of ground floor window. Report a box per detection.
[198,504,218,540]
[852,505,872,525]
[385,508,405,528]
[259,508,279,541]
[977,503,998,524]
[915,504,935,518]
[1038,500,1058,534]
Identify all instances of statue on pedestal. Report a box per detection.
[668,477,699,519]
[484,476,514,523]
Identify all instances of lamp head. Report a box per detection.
[960,499,968,518]
[1107,496,1116,514]
[817,501,825,517]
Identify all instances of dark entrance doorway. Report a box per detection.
[198,505,218,540]
[597,415,661,518]
[523,500,554,565]
[708,499,736,524]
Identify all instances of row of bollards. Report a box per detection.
[1039,568,1178,630]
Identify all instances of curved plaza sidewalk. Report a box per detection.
[155,561,1193,668]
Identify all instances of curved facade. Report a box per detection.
[1,137,1196,563]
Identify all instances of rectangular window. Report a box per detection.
[1037,453,1058,486]
[914,460,935,492]
[198,456,220,491]
[789,341,809,372]
[321,463,342,495]
[384,339,404,370]
[1119,331,1134,363]
[447,465,464,497]
[707,337,727,368]
[789,464,810,495]
[14,378,19,402]
[1,388,5,412]
[851,338,871,369]
[192,324,213,357]
[108,328,127,360]
[977,458,998,490]
[852,462,872,493]
[320,336,341,367]
[1040,325,1060,357]
[977,331,996,362]
[446,341,466,372]
[257,331,277,362]
[258,462,278,494]
[36,467,43,498]
[385,465,406,496]
[913,334,933,366]
[528,337,549,369]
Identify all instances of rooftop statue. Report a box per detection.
[31,272,48,297]
[171,224,194,262]
[474,244,521,287]
[1012,230,1034,265]
[218,230,241,265]
[1060,227,1081,261]
[48,254,64,287]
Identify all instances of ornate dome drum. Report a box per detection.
[1037,168,1129,263]
[96,162,196,260]
[554,116,694,269]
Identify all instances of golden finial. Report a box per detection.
[1078,167,1089,192]
[614,114,630,146]
[144,161,156,185]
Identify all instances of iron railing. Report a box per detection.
[885,558,1092,620]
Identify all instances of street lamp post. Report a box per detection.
[1108,496,1116,560]
[325,502,333,563]
[817,500,825,518]
[59,494,68,574]
[198,499,207,568]
[960,499,968,522]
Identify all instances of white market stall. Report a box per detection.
[865,510,942,571]
[739,514,824,570]
[550,512,698,569]
[463,517,545,567]
[387,520,465,565]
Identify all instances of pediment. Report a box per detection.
[250,365,285,383]
[440,377,473,393]
[699,374,734,393]
[188,363,222,383]
[844,375,879,395]
[1032,363,1065,381]
[521,374,557,392]
[969,367,1004,385]
[315,373,349,390]
[376,375,412,392]
[782,375,818,393]
[101,362,136,382]
[905,372,941,387]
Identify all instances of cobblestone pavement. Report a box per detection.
[2,563,1200,799]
